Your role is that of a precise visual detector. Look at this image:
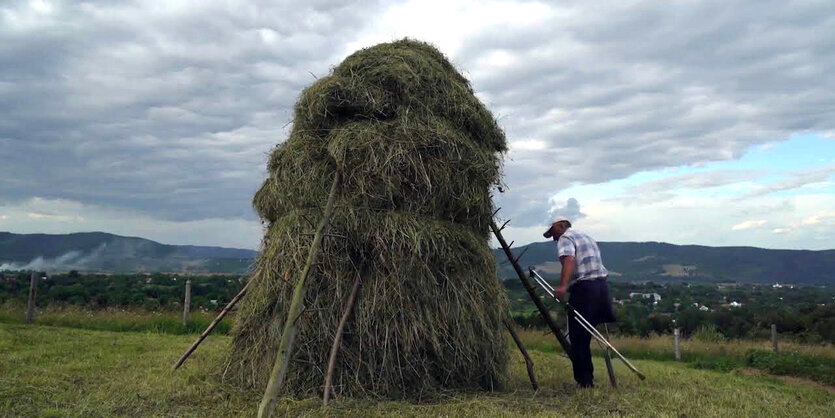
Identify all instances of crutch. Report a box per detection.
[529,268,646,380]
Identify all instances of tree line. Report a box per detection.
[2,270,832,343]
[507,279,834,343]
[0,271,245,311]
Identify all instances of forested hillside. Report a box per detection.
[2,232,833,284]
[495,241,835,284]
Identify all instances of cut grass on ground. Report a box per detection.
[1,323,833,417]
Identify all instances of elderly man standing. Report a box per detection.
[543,216,616,388]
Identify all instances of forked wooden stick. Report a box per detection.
[504,318,539,390]
[323,275,362,406]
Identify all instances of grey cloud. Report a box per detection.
[741,165,835,199]
[0,0,377,221]
[548,198,586,223]
[3,0,834,236]
[613,170,761,203]
[457,0,835,218]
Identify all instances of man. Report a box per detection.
[543,216,616,388]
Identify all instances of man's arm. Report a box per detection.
[554,255,574,301]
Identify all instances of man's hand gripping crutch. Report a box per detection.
[529,267,646,380]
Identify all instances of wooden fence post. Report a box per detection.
[771,324,778,353]
[25,272,38,324]
[674,328,681,361]
[183,279,192,325]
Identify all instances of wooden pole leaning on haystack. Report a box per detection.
[172,279,252,370]
[323,275,362,406]
[490,219,573,361]
[258,168,343,418]
[503,318,539,391]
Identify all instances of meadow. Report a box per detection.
[1,323,833,417]
[517,328,835,386]
[1,306,834,417]
[0,301,231,335]
[3,303,832,386]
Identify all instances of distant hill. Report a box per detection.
[494,241,835,285]
[2,232,832,283]
[0,232,256,274]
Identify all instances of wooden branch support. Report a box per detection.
[499,219,511,231]
[512,246,530,265]
[604,324,617,388]
[323,275,362,406]
[504,318,538,391]
[604,351,617,388]
[490,220,573,360]
[172,279,252,370]
[258,168,342,418]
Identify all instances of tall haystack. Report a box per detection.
[224,39,509,398]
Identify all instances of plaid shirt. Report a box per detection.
[556,229,608,286]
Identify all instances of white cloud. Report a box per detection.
[26,212,84,222]
[732,220,767,231]
[1,198,262,249]
[741,165,835,198]
[496,189,835,250]
[802,216,821,225]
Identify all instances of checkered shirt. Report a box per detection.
[556,229,608,286]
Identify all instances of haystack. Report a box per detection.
[224,39,509,398]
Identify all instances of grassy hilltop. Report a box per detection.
[1,323,832,417]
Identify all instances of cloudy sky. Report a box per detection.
[2,0,833,250]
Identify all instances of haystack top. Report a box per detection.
[292,38,507,153]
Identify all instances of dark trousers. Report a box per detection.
[567,279,616,387]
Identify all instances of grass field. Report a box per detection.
[0,303,231,335]
[1,323,833,417]
[517,329,835,386]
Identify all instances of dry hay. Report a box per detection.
[224,39,509,398]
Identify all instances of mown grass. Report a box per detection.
[1,323,833,417]
[517,329,835,386]
[0,302,231,335]
[5,303,834,387]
